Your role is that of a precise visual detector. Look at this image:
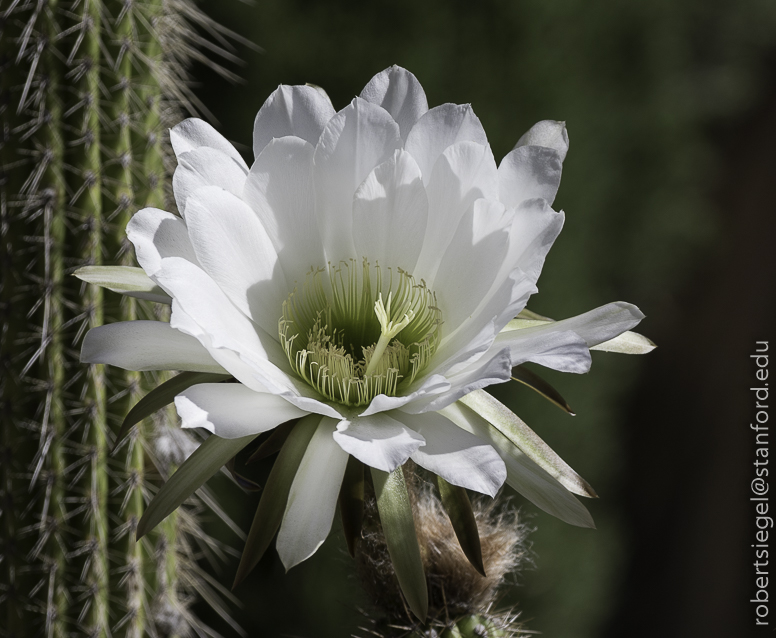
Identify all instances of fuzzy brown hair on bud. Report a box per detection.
[354,465,533,637]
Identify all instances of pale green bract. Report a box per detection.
[80,66,650,584]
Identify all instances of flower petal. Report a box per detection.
[169,300,268,393]
[498,301,646,349]
[358,374,451,417]
[183,185,287,336]
[276,417,348,570]
[360,66,428,141]
[515,120,569,162]
[127,208,198,278]
[333,413,425,473]
[175,383,305,438]
[404,104,488,184]
[430,202,509,333]
[243,136,323,285]
[501,198,564,286]
[81,321,225,373]
[153,257,281,368]
[170,118,248,170]
[400,411,506,497]
[408,348,513,413]
[313,97,402,263]
[253,84,336,157]
[352,149,428,272]
[173,147,247,215]
[441,402,595,528]
[498,145,563,207]
[414,141,498,282]
[164,274,344,421]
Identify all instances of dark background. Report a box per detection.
[185,1,776,636]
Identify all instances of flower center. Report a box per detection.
[279,259,442,406]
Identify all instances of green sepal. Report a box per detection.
[246,419,297,464]
[137,433,258,539]
[225,457,262,492]
[437,476,485,577]
[74,265,172,304]
[232,414,320,589]
[460,390,596,498]
[114,371,231,453]
[338,455,364,558]
[512,364,575,415]
[371,466,428,622]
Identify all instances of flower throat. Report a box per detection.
[279,260,442,406]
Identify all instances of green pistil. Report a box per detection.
[279,260,442,406]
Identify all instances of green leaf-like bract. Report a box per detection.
[460,390,596,498]
[137,433,258,539]
[437,477,485,576]
[74,265,172,303]
[371,466,428,622]
[114,372,231,452]
[511,365,575,415]
[232,414,321,588]
[339,455,365,557]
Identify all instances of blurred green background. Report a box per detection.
[185,1,776,636]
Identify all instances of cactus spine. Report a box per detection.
[0,0,239,635]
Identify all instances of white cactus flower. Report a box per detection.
[80,66,651,591]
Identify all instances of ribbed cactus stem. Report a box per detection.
[71,1,111,634]
[108,3,147,637]
[37,3,70,635]
[0,0,241,635]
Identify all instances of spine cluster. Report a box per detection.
[0,1,239,635]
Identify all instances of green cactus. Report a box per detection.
[0,0,243,635]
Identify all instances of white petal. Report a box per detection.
[183,185,287,336]
[498,145,563,207]
[243,136,323,285]
[429,269,535,380]
[170,118,248,170]
[404,104,488,184]
[515,120,569,162]
[173,147,247,215]
[352,149,428,272]
[358,374,450,417]
[333,413,425,473]
[164,275,343,422]
[505,329,592,373]
[277,417,348,570]
[441,402,594,528]
[408,348,513,413]
[360,66,429,141]
[401,411,506,497]
[501,198,564,286]
[127,208,198,278]
[153,257,281,369]
[175,383,306,438]
[313,97,402,263]
[81,321,225,373]
[430,203,509,333]
[253,85,336,157]
[413,141,498,282]
[170,301,269,393]
[498,301,646,348]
